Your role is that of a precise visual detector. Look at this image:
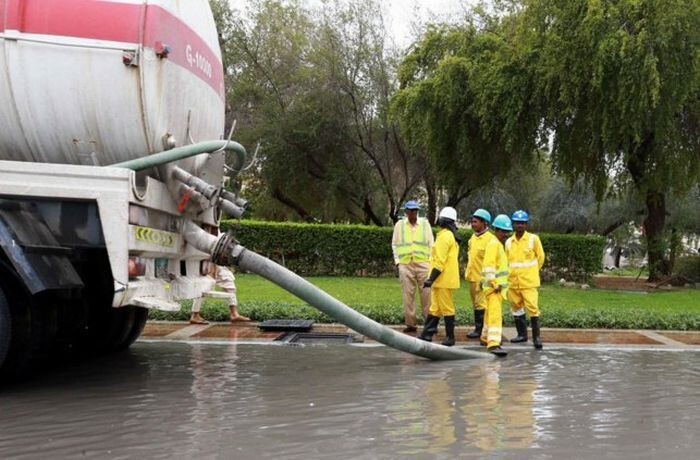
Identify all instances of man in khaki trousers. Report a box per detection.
[392,200,434,332]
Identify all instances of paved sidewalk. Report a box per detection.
[141,321,700,349]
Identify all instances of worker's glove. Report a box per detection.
[423,268,442,289]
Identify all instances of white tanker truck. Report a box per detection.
[0,0,485,377]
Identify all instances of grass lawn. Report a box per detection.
[235,274,698,310]
[152,274,700,330]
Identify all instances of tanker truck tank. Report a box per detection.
[0,0,225,170]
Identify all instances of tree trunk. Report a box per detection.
[627,135,670,282]
[362,197,385,227]
[272,187,314,223]
[613,247,622,268]
[424,173,438,225]
[669,227,680,274]
[643,190,670,281]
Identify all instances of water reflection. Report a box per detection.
[388,360,536,454]
[181,343,242,457]
[1,344,699,458]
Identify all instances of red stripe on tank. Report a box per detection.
[143,5,225,100]
[0,0,224,100]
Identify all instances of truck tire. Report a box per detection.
[0,287,10,370]
[114,307,148,351]
[106,306,136,351]
[0,279,35,380]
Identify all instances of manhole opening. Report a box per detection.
[258,319,315,332]
[275,332,358,344]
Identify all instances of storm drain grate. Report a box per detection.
[274,332,357,344]
[258,319,315,332]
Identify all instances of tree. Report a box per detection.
[216,0,427,225]
[391,16,544,211]
[393,0,699,280]
[520,0,700,280]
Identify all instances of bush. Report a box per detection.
[674,256,700,283]
[221,220,605,281]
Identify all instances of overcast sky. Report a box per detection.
[228,0,472,48]
[385,0,472,46]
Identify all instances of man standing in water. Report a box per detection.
[480,214,512,357]
[506,210,545,349]
[418,207,461,346]
[465,209,496,340]
[392,200,434,333]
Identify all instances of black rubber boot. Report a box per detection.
[531,316,543,350]
[418,315,440,342]
[510,315,528,343]
[441,316,455,347]
[467,309,484,339]
[487,346,508,357]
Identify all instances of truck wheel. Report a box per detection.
[0,287,10,370]
[106,306,136,351]
[114,307,148,351]
[0,281,34,379]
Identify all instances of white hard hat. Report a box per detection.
[438,206,457,221]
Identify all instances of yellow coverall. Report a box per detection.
[505,231,545,317]
[428,229,460,317]
[465,230,498,311]
[480,239,509,348]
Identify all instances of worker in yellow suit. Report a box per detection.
[418,206,461,346]
[465,209,497,340]
[480,214,512,357]
[506,210,545,349]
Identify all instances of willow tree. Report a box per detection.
[394,0,699,280]
[522,0,700,280]
[391,18,544,208]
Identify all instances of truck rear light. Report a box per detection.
[128,257,146,278]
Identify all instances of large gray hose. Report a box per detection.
[232,247,488,360]
[184,223,489,360]
[179,225,486,360]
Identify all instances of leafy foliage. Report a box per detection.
[674,256,700,283]
[221,219,604,280]
[217,0,426,225]
[521,0,700,279]
[393,0,700,279]
[392,21,542,205]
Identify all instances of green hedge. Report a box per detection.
[674,256,700,283]
[221,220,605,280]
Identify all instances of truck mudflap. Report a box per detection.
[0,199,84,294]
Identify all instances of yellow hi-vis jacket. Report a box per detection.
[430,229,460,289]
[481,238,509,298]
[505,231,545,288]
[465,230,498,282]
[392,218,433,265]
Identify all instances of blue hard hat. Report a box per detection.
[472,208,492,224]
[492,214,513,231]
[511,210,529,222]
[403,200,421,210]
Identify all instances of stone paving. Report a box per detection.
[141,321,700,349]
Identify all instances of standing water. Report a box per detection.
[1,342,699,458]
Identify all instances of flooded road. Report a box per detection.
[1,342,699,459]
